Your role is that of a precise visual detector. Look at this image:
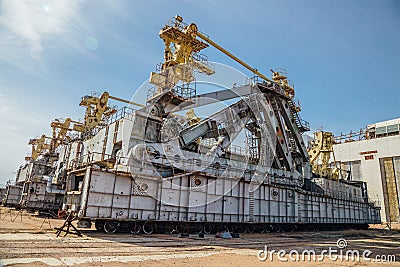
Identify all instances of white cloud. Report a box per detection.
[0,0,83,55]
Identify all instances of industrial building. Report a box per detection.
[334,118,400,223]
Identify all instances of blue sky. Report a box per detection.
[0,0,399,185]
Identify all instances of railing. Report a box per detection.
[192,53,208,63]
[291,98,301,111]
[172,84,196,99]
[334,128,366,143]
[146,86,159,101]
[85,107,135,138]
[155,62,163,73]
[164,17,209,40]
[299,117,310,131]
[287,100,310,132]
[324,188,364,203]
[301,218,375,224]
[147,83,196,101]
[146,79,175,100]
[104,106,135,125]
[246,76,290,98]
[287,79,295,91]
[66,150,302,188]
[191,53,215,71]
[65,149,382,206]
[165,17,188,31]
[67,152,117,171]
[64,149,381,206]
[245,75,265,85]
[89,91,101,98]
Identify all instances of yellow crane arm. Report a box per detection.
[196,31,271,82]
[108,95,144,108]
[30,134,52,160]
[75,92,145,133]
[50,118,72,150]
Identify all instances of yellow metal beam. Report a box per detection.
[196,31,271,83]
[108,95,145,108]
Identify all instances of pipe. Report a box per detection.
[108,95,145,108]
[196,31,272,82]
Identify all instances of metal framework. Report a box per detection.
[4,15,381,233]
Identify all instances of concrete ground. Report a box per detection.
[0,207,399,267]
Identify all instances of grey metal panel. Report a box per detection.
[87,192,113,207]
[180,122,211,146]
[112,195,130,209]
[86,206,100,218]
[16,164,30,183]
[5,185,22,205]
[74,167,380,224]
[113,176,131,195]
[175,84,256,111]
[105,122,116,155]
[98,207,112,218]
[90,171,115,194]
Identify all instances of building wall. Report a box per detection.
[334,135,400,222]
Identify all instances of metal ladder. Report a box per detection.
[287,100,309,132]
[249,188,255,222]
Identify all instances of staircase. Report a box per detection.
[245,129,260,162]
[287,100,310,133]
[288,136,298,154]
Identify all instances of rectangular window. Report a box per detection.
[340,160,362,180]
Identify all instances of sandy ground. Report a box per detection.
[0,207,399,267]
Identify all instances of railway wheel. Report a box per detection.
[130,221,141,234]
[143,221,154,234]
[260,225,268,234]
[262,224,273,233]
[203,223,213,234]
[104,221,118,234]
[167,222,179,234]
[244,224,254,233]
